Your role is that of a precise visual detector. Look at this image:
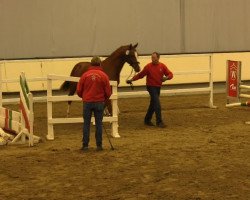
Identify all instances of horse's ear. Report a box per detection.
[129,44,132,50]
[133,43,138,49]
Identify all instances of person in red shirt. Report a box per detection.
[127,52,173,128]
[77,56,111,151]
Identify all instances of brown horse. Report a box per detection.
[60,43,141,115]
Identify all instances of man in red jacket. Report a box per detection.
[77,56,111,151]
[127,52,173,128]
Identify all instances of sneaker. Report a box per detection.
[96,146,103,151]
[157,123,166,128]
[144,121,155,126]
[81,146,89,151]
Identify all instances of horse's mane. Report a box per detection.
[109,45,129,58]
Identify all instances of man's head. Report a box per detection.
[91,56,102,66]
[151,52,160,65]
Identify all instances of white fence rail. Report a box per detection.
[119,54,215,108]
[46,74,119,140]
[1,54,215,108]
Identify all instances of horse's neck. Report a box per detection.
[102,55,125,83]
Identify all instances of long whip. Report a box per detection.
[103,124,115,150]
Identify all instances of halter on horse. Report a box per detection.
[60,43,141,116]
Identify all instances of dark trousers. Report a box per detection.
[144,86,163,125]
[83,102,104,147]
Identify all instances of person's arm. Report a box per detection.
[126,65,148,84]
[132,65,148,81]
[77,76,84,97]
[162,64,173,81]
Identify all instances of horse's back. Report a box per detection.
[71,62,91,77]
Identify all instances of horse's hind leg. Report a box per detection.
[67,82,77,117]
[104,100,112,116]
[104,99,121,116]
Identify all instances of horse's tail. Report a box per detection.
[60,64,79,91]
[60,62,89,91]
[60,81,70,91]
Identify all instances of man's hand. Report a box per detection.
[126,79,133,84]
[162,76,168,82]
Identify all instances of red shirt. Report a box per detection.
[77,66,111,102]
[132,62,173,87]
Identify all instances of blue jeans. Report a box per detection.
[83,102,104,147]
[144,86,163,125]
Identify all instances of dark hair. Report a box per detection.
[152,52,160,59]
[91,56,101,66]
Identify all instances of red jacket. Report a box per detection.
[132,62,173,87]
[77,66,111,102]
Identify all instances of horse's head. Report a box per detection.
[123,43,141,72]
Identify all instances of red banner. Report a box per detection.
[227,60,241,99]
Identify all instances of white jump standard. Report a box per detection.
[0,72,40,146]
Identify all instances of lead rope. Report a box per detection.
[126,68,135,90]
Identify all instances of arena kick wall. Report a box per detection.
[1,52,250,92]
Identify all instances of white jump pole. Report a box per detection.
[240,85,250,89]
[239,85,250,98]
[209,54,216,108]
[111,82,120,138]
[46,77,54,140]
[240,94,250,98]
[226,101,250,108]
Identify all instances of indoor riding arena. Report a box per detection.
[1,1,250,200]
